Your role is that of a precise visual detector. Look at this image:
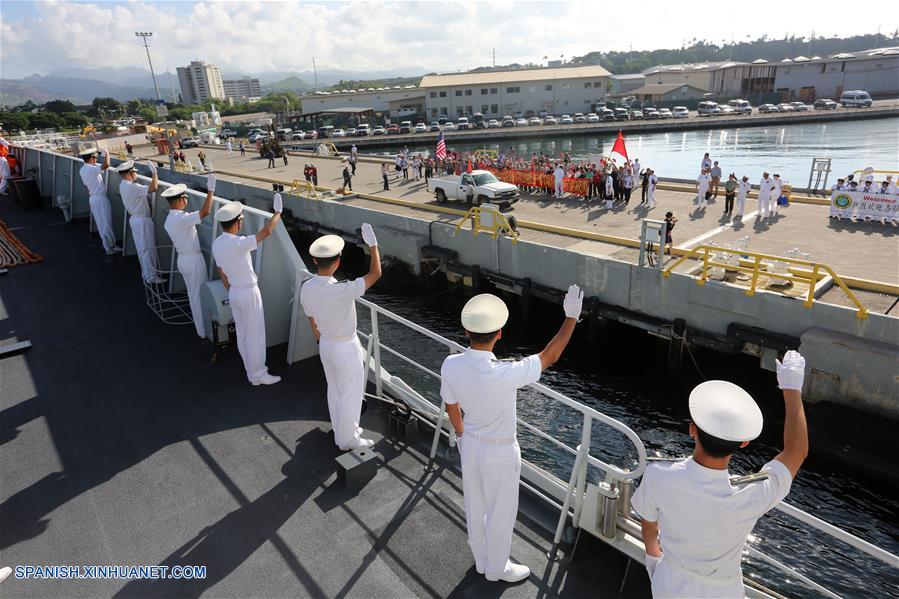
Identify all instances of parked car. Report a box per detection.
[371,126,387,135]
[429,121,441,131]
[614,108,630,121]
[331,129,346,137]
[276,127,293,140]
[658,108,674,119]
[385,124,400,134]
[456,117,471,130]
[180,137,199,148]
[443,122,456,130]
[629,110,644,120]
[644,108,661,119]
[776,103,796,112]
[355,124,371,136]
[697,101,721,116]
[672,106,689,118]
[528,117,542,126]
[291,131,305,140]
[431,170,520,208]
[501,117,516,128]
[597,108,614,121]
[515,117,528,126]
[758,103,778,113]
[399,121,413,134]
[247,133,266,143]
[486,119,500,128]
[789,102,810,112]
[414,123,427,133]
[573,113,587,123]
[840,90,873,107]
[728,99,753,114]
[346,127,357,136]
[585,112,600,123]
[718,105,736,115]
[221,129,238,138]
[560,114,574,124]
[543,116,557,125]
[814,99,838,110]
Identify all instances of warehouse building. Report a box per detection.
[419,65,613,119]
[299,87,426,118]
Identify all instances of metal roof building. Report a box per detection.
[419,65,613,119]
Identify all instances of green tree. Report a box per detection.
[91,97,121,117]
[28,112,64,129]
[61,112,89,128]
[0,111,30,131]
[44,99,79,114]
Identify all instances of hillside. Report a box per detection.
[264,76,313,94]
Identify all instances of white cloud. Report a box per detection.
[1,0,895,80]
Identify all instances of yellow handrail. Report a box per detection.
[455,206,520,242]
[663,245,868,319]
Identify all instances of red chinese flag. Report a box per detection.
[611,130,629,162]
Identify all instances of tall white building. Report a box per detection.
[177,60,226,105]
[223,77,263,103]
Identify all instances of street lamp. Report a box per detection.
[135,32,162,101]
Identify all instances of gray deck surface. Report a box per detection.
[0,200,649,597]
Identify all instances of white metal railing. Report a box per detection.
[355,297,899,599]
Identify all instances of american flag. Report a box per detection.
[435,131,446,160]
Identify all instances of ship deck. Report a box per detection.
[0,198,648,596]
[171,146,898,313]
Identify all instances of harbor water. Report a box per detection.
[353,274,899,599]
[366,117,899,186]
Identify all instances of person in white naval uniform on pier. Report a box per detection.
[212,197,282,386]
[300,224,382,451]
[117,160,163,283]
[441,285,584,583]
[161,175,216,339]
[78,148,120,255]
[632,351,809,598]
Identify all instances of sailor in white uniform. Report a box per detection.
[162,176,215,338]
[735,175,751,218]
[695,169,711,210]
[830,178,847,193]
[632,351,808,599]
[604,171,615,209]
[885,175,897,195]
[441,285,583,583]
[647,170,657,208]
[117,160,163,283]
[757,172,775,219]
[300,225,382,451]
[771,174,783,216]
[78,148,119,255]
[211,199,283,386]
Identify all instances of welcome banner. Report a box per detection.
[830,190,899,220]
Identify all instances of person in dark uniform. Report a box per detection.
[266,148,276,168]
[641,169,650,204]
[663,211,676,255]
[342,162,353,191]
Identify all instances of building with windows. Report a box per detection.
[176,60,226,105]
[222,77,263,103]
[299,86,425,118]
[419,65,612,119]
[627,83,708,103]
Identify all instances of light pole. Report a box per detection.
[135,32,162,101]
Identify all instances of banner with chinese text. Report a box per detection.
[829,190,899,220]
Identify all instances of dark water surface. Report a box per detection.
[355,278,898,599]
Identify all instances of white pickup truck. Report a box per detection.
[431,170,520,208]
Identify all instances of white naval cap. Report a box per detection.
[115,159,136,173]
[214,201,243,222]
[865,175,874,182]
[461,293,509,333]
[689,380,763,442]
[79,148,99,157]
[310,234,345,258]
[161,183,188,199]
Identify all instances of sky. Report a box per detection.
[1,0,896,80]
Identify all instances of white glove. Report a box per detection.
[207,174,216,192]
[775,350,805,391]
[645,554,660,578]
[146,160,157,175]
[361,223,377,247]
[563,284,584,320]
[273,192,283,213]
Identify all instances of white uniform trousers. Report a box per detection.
[459,436,521,577]
[758,194,770,217]
[697,186,709,208]
[229,284,268,382]
[128,215,160,282]
[177,252,208,338]
[647,188,656,208]
[735,194,746,216]
[554,180,563,198]
[319,337,366,450]
[650,556,744,599]
[89,194,117,253]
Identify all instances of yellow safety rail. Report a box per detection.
[455,206,520,242]
[173,161,192,174]
[287,179,320,200]
[663,245,868,319]
[852,168,899,181]
[316,142,340,156]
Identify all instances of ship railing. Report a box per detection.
[663,244,869,319]
[355,297,899,599]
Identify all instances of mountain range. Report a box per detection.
[1,65,425,107]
